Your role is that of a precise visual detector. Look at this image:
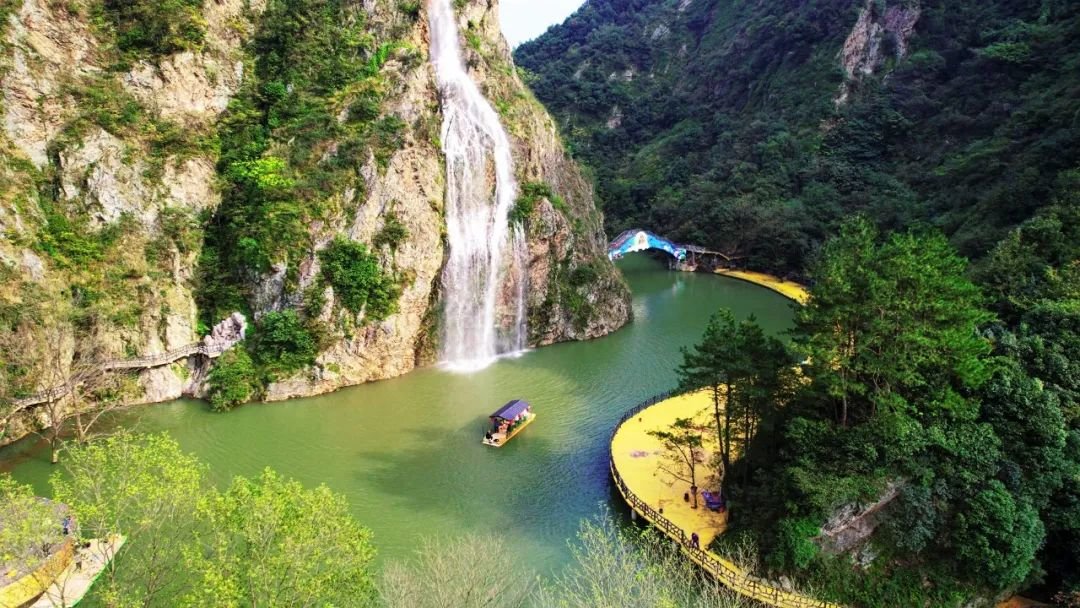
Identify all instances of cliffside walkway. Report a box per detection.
[610,391,842,608]
[13,342,230,409]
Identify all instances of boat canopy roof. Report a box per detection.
[490,399,530,421]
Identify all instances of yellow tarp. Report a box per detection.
[611,391,841,608]
[714,269,810,304]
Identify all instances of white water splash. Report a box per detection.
[428,0,527,371]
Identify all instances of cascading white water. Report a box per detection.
[428,0,527,371]
[508,223,528,353]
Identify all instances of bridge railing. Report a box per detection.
[609,392,838,608]
[13,342,231,407]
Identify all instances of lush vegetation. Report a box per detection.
[192,0,417,395]
[517,0,1080,277]
[197,0,407,324]
[205,349,259,412]
[665,217,1080,605]
[2,432,749,608]
[99,0,206,57]
[519,3,1079,600]
[319,237,400,319]
[47,432,378,606]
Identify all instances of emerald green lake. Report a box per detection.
[0,255,794,576]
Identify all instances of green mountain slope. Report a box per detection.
[516,0,1080,274]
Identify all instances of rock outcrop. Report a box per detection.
[0,0,628,438]
[836,0,922,105]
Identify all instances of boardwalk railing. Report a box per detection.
[13,342,230,408]
[609,392,840,608]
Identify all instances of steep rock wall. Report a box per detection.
[0,0,628,436]
[449,0,630,346]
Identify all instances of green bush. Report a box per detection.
[319,238,400,319]
[373,212,409,252]
[397,1,420,19]
[511,182,567,224]
[253,310,318,375]
[206,349,260,411]
[770,517,820,571]
[101,0,206,56]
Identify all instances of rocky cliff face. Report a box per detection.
[446,0,629,347]
[0,0,629,438]
[836,0,921,104]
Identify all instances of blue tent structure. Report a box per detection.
[483,399,536,447]
[490,399,530,422]
[607,230,687,261]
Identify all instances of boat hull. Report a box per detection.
[482,413,536,447]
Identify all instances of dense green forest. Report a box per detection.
[519,0,1079,604]
[693,211,1079,605]
[516,0,1080,275]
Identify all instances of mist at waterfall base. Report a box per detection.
[428,0,528,373]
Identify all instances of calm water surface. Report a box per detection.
[1,255,794,575]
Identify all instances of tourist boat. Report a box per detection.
[482,399,536,447]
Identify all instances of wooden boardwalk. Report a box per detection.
[610,392,843,608]
[13,343,228,408]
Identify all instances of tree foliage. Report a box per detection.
[517,0,1080,275]
[185,469,378,607]
[319,237,400,319]
[206,349,260,412]
[50,433,378,607]
[677,310,791,486]
[707,219,1073,602]
[0,475,63,577]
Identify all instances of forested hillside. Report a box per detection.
[519,0,1079,605]
[516,0,1079,274]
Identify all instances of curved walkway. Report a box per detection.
[713,269,809,304]
[12,343,229,408]
[610,392,841,608]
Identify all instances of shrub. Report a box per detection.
[373,212,409,252]
[101,0,206,56]
[769,517,820,571]
[319,238,400,319]
[398,1,421,19]
[253,310,318,375]
[206,349,260,411]
[511,181,566,224]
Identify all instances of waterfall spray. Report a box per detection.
[428,0,527,371]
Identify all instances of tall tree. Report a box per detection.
[794,217,993,429]
[730,317,792,484]
[183,468,378,608]
[677,310,743,481]
[648,417,706,508]
[52,432,206,607]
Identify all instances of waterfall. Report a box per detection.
[428,0,527,371]
[509,223,528,353]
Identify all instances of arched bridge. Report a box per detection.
[608,230,687,261]
[607,229,731,266]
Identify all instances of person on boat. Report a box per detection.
[485,430,493,442]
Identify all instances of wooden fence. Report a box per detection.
[609,393,841,608]
[12,342,229,408]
